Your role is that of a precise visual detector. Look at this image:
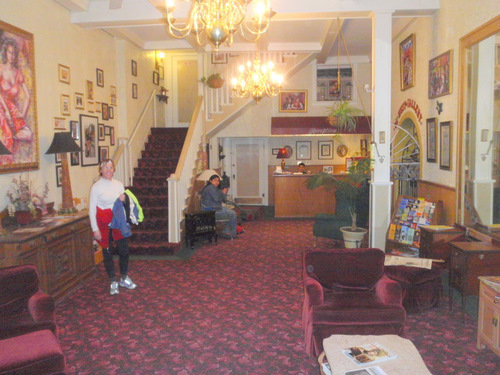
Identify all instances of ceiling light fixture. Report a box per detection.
[231,54,283,103]
[164,0,273,51]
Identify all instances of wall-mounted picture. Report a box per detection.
[110,95,117,106]
[96,68,104,87]
[104,126,111,136]
[58,64,70,84]
[439,120,453,170]
[98,123,105,141]
[426,117,437,163]
[60,94,71,116]
[80,114,99,166]
[99,145,109,163]
[95,101,101,113]
[132,83,138,99]
[153,71,160,85]
[56,165,62,187]
[86,80,94,99]
[279,90,307,113]
[55,153,62,164]
[0,20,39,174]
[70,120,80,140]
[87,100,94,113]
[110,127,115,146]
[323,166,334,174]
[211,53,227,64]
[318,140,334,160]
[108,106,114,119]
[296,141,311,160]
[131,59,137,76]
[429,50,453,99]
[74,92,84,110]
[54,117,66,130]
[102,103,110,120]
[399,33,415,91]
[70,152,80,166]
[110,85,117,97]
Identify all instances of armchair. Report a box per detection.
[0,265,57,340]
[302,248,406,358]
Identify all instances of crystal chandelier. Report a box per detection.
[231,54,283,103]
[164,0,273,51]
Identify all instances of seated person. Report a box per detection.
[201,174,238,239]
[298,162,309,174]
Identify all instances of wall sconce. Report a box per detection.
[480,140,493,161]
[155,51,165,69]
[370,141,385,163]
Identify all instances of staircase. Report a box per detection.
[127,127,188,255]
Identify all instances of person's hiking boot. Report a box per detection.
[110,281,119,295]
[119,275,137,289]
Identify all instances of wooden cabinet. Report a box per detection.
[0,211,95,301]
[419,226,465,268]
[477,277,500,357]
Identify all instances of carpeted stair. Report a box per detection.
[127,127,188,256]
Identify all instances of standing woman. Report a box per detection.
[89,159,137,295]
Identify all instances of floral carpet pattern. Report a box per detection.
[56,219,499,374]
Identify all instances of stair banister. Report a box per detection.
[168,96,205,243]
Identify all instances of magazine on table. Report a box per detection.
[345,366,388,375]
[343,343,397,366]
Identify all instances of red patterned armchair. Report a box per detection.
[0,265,57,340]
[302,248,406,357]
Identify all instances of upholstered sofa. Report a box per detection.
[302,248,406,357]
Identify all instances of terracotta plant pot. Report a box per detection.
[207,77,224,89]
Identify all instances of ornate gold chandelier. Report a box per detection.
[231,54,283,103]
[164,0,273,51]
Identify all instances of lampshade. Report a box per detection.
[276,148,288,159]
[196,169,220,182]
[45,132,81,154]
[0,140,11,155]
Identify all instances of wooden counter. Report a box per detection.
[274,174,336,218]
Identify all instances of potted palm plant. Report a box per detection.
[326,100,362,132]
[306,157,370,247]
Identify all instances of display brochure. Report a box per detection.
[343,343,397,366]
[345,366,388,375]
[384,255,433,269]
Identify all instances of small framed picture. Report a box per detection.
[110,85,117,97]
[211,53,228,64]
[399,34,415,91]
[131,59,137,76]
[58,64,70,84]
[96,68,104,87]
[54,117,66,130]
[132,83,138,99]
[110,96,117,106]
[153,71,160,85]
[60,94,71,116]
[80,114,99,167]
[109,127,115,146]
[429,50,453,99]
[296,141,311,160]
[108,106,114,119]
[70,120,80,140]
[74,92,85,110]
[56,165,63,187]
[86,80,94,99]
[102,103,110,120]
[426,117,437,163]
[439,121,453,170]
[272,148,279,155]
[323,166,334,174]
[55,153,62,164]
[70,152,80,166]
[87,100,94,113]
[99,145,109,163]
[95,101,101,113]
[104,126,111,136]
[318,140,334,160]
[98,123,105,141]
[279,90,307,113]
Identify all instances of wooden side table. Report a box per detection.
[419,226,465,269]
[477,277,500,357]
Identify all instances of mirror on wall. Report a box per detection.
[457,16,500,232]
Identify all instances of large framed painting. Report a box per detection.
[0,21,39,173]
[399,34,415,91]
[80,114,99,167]
[279,90,307,113]
[429,50,453,99]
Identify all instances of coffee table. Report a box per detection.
[322,334,432,375]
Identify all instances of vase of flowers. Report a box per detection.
[7,175,49,225]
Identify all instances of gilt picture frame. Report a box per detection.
[279,90,307,113]
[429,50,453,99]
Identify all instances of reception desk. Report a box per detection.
[274,174,336,218]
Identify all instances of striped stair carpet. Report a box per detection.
[127,127,187,255]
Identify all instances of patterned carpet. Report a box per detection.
[56,219,499,374]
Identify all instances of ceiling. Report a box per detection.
[56,0,439,61]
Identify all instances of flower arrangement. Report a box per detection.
[7,174,49,217]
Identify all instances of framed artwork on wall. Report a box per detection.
[98,123,105,141]
[70,152,80,166]
[55,153,62,164]
[439,121,453,170]
[399,33,415,91]
[318,140,334,160]
[54,117,66,130]
[108,106,114,119]
[87,100,94,113]
[80,114,99,167]
[96,68,104,87]
[74,92,84,110]
[279,90,307,113]
[132,83,138,99]
[426,117,437,163]
[296,141,311,160]
[323,166,334,174]
[110,127,115,146]
[56,165,62,187]
[153,71,160,85]
[99,146,109,163]
[0,20,39,174]
[211,53,227,64]
[60,94,70,116]
[95,101,101,113]
[86,80,94,99]
[131,60,137,76]
[429,50,453,99]
[58,64,70,84]
[70,120,80,140]
[101,103,109,120]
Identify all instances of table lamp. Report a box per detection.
[276,147,289,172]
[46,132,82,214]
[196,169,220,182]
